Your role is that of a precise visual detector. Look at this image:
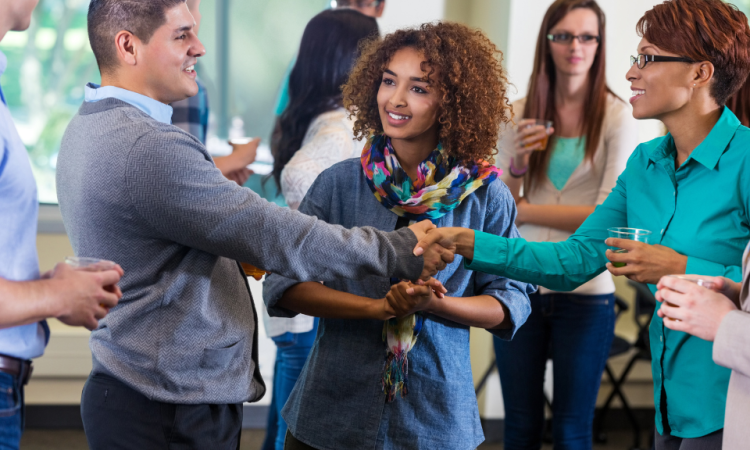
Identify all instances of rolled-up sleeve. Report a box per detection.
[476,182,535,339]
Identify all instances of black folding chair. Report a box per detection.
[474,294,637,446]
[593,281,656,450]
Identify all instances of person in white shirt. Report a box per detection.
[262,9,379,450]
[492,0,637,448]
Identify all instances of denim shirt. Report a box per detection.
[264,158,534,450]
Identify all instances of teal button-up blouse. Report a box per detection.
[467,107,750,438]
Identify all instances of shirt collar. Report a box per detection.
[647,107,740,170]
[84,83,173,125]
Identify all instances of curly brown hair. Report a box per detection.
[343,22,511,164]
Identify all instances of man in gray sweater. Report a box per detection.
[57,1,452,447]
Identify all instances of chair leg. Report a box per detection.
[474,357,497,396]
[593,354,641,445]
[606,358,643,450]
[593,363,618,443]
[543,393,553,444]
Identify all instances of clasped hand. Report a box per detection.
[408,220,458,280]
[655,274,739,341]
[605,238,688,285]
[382,279,447,319]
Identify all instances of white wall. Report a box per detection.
[505,0,664,142]
[378,0,446,34]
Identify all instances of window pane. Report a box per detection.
[1,0,96,204]
[3,0,331,205]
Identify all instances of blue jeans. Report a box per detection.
[262,319,318,450]
[0,372,23,450]
[494,292,615,450]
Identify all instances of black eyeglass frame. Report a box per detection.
[546,33,601,44]
[630,54,696,69]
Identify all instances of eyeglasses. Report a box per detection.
[546,33,600,45]
[630,54,696,69]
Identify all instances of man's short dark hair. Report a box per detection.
[336,0,383,7]
[88,0,185,74]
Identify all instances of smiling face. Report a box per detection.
[377,47,441,150]
[137,2,205,104]
[626,38,698,120]
[548,8,600,77]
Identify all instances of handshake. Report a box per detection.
[407,220,475,281]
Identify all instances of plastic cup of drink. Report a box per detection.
[606,228,652,268]
[662,275,716,321]
[241,262,268,281]
[518,119,554,151]
[65,256,116,272]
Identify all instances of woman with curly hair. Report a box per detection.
[415,0,750,447]
[263,22,534,450]
[492,1,637,448]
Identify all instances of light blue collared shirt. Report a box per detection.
[0,50,48,360]
[84,83,173,124]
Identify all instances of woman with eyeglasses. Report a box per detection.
[492,1,637,448]
[414,0,750,447]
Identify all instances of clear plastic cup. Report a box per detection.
[662,275,716,321]
[64,256,116,272]
[606,228,652,268]
[518,119,554,151]
[666,274,716,290]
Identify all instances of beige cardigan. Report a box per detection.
[497,94,638,295]
[713,243,750,448]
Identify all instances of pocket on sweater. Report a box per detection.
[199,337,247,369]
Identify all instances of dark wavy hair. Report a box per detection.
[343,22,512,164]
[270,9,379,189]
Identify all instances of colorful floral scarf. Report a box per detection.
[361,134,501,401]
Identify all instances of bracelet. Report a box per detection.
[509,159,528,178]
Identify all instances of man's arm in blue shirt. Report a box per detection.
[0,264,123,330]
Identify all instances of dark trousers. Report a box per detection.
[284,430,318,450]
[494,292,616,450]
[81,372,243,450]
[655,429,723,450]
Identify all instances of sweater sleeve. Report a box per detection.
[595,99,638,205]
[125,129,423,282]
[263,172,334,317]
[714,310,750,377]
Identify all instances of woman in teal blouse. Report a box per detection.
[415,0,750,447]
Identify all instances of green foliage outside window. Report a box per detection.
[2,0,329,204]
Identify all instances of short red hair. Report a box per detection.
[636,0,750,105]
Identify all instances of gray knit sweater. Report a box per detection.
[56,99,422,404]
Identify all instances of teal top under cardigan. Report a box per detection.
[466,107,750,438]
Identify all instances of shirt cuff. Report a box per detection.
[483,289,532,341]
[464,230,507,275]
